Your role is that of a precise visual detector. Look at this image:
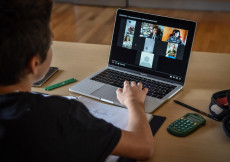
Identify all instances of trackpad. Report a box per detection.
[91,85,119,103]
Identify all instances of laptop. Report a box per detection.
[69,9,196,113]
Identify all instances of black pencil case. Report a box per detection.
[209,89,230,120]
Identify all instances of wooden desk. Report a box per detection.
[33,41,230,162]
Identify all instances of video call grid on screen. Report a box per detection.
[109,9,196,84]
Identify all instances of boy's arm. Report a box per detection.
[111,81,154,160]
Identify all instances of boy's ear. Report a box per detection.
[27,55,41,74]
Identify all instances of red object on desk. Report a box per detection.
[216,97,228,107]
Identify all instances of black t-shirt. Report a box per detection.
[0,92,121,162]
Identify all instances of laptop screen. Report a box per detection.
[109,9,196,84]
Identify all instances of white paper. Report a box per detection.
[78,96,130,130]
[77,96,152,130]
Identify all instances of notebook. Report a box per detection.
[69,9,196,113]
[75,96,153,130]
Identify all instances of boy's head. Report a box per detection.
[0,0,53,86]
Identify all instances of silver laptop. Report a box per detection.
[69,9,196,113]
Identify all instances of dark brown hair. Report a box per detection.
[0,0,53,85]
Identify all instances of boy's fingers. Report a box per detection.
[116,88,122,94]
[143,87,148,94]
[131,81,136,87]
[123,80,130,90]
[124,80,129,86]
[137,82,143,89]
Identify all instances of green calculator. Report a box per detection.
[167,113,206,137]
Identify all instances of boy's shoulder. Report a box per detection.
[29,92,77,104]
[0,92,86,118]
[30,92,87,112]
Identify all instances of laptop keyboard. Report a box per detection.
[91,69,176,99]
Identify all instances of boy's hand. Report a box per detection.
[116,81,148,108]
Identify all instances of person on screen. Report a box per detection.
[128,26,135,35]
[167,29,184,45]
[166,43,177,58]
[0,0,153,161]
[122,34,132,49]
[149,26,162,40]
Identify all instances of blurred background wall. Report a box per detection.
[52,0,230,53]
[54,0,230,11]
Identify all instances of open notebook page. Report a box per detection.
[77,96,153,130]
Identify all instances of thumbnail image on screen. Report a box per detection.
[139,51,154,69]
[140,23,164,41]
[122,19,136,49]
[143,38,155,53]
[165,42,178,59]
[162,27,188,45]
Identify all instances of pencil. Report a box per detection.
[173,100,219,121]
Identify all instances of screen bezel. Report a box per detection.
[108,9,196,85]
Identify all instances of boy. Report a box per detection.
[0,0,154,161]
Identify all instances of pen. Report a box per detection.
[173,100,219,121]
[44,78,77,91]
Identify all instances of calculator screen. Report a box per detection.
[187,116,201,123]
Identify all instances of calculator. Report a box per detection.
[167,113,206,137]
